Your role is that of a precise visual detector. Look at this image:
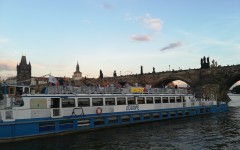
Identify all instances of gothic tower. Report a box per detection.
[72,62,82,80]
[17,56,31,84]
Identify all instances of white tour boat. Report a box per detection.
[0,84,228,142]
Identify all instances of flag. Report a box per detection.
[48,75,58,84]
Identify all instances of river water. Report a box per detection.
[1,106,240,150]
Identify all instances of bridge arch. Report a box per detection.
[219,73,240,101]
[225,74,240,90]
[117,80,134,87]
[154,77,192,88]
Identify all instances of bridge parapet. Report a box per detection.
[69,65,237,101]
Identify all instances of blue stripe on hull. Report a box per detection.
[0,104,228,142]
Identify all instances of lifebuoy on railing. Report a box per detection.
[96,107,102,114]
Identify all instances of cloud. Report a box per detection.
[131,34,151,42]
[126,14,162,43]
[143,14,163,31]
[0,62,16,72]
[125,13,163,31]
[101,2,112,10]
[160,41,182,51]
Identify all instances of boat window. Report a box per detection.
[146,97,153,104]
[170,97,175,103]
[176,97,182,103]
[127,97,136,104]
[78,98,90,107]
[62,98,75,107]
[117,97,126,105]
[30,98,47,108]
[162,97,168,103]
[16,87,23,96]
[9,87,15,95]
[105,98,115,106]
[182,97,186,102]
[137,97,145,104]
[155,97,161,103]
[51,98,60,108]
[24,87,30,94]
[92,98,103,106]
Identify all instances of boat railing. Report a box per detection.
[46,86,190,95]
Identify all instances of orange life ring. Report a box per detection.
[96,107,102,114]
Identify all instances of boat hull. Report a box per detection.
[0,104,228,143]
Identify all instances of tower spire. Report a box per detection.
[76,61,80,72]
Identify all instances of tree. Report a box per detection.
[232,85,240,94]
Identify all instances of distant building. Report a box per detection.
[4,76,17,85]
[17,56,31,85]
[30,77,48,86]
[72,62,82,80]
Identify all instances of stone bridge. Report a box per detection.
[79,64,240,102]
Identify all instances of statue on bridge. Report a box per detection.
[113,70,117,77]
[99,70,103,79]
[211,59,218,68]
[201,56,210,69]
[152,67,155,73]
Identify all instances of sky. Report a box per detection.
[0,0,240,86]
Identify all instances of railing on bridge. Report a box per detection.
[46,85,190,95]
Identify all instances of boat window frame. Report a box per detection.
[170,97,176,103]
[127,97,136,105]
[92,98,103,106]
[155,97,161,103]
[146,97,153,104]
[117,97,126,105]
[30,98,47,109]
[176,97,182,103]
[78,98,90,107]
[137,97,145,104]
[105,98,116,106]
[62,98,76,108]
[182,96,186,102]
[162,97,169,103]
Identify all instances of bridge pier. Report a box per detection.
[192,83,231,102]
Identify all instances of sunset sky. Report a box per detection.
[0,0,240,86]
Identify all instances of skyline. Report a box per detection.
[1,1,240,86]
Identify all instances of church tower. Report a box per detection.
[72,62,82,80]
[17,56,31,84]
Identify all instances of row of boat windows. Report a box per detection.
[60,96,186,108]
